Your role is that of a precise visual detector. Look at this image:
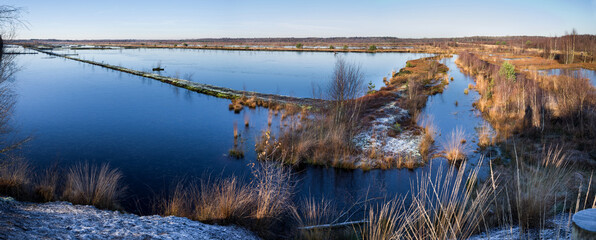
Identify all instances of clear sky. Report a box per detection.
[3,0,596,39]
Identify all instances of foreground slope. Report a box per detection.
[0,197,259,240]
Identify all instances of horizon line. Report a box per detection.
[11,34,592,42]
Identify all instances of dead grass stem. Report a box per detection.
[442,127,466,163]
[62,162,125,210]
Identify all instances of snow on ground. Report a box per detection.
[0,197,260,240]
[469,213,573,240]
[353,100,422,167]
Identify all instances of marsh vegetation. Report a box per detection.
[0,8,595,238]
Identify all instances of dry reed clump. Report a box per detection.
[244,113,250,127]
[477,123,493,148]
[229,96,279,113]
[504,147,577,230]
[229,121,245,159]
[34,164,60,202]
[256,58,364,168]
[418,116,437,161]
[228,99,244,113]
[161,181,193,218]
[292,197,343,239]
[256,114,358,168]
[233,121,239,139]
[0,156,30,198]
[360,198,407,240]
[292,197,357,240]
[228,148,244,159]
[160,163,294,237]
[442,127,466,163]
[360,159,495,239]
[194,177,255,223]
[62,163,126,210]
[250,163,294,225]
[377,154,422,170]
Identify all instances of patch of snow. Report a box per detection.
[0,197,260,240]
[352,101,422,164]
[470,213,572,240]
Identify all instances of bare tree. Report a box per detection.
[0,5,25,64]
[571,28,577,64]
[328,58,364,103]
[327,57,365,125]
[0,5,26,154]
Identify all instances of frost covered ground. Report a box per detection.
[0,197,260,240]
[469,213,573,240]
[353,100,422,167]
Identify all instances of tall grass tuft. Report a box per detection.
[509,146,574,230]
[292,197,341,239]
[400,158,495,239]
[62,162,125,210]
[0,156,30,198]
[360,159,495,239]
[161,181,193,218]
[34,164,60,202]
[360,198,407,240]
[244,113,250,127]
[418,115,437,161]
[195,176,254,223]
[251,163,293,223]
[233,121,239,139]
[442,127,466,163]
[477,123,493,148]
[160,163,293,237]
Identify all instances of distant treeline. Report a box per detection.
[8,35,596,44]
[12,34,596,63]
[10,35,594,46]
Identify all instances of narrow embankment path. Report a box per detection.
[32,48,323,107]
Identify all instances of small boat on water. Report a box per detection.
[152,67,164,71]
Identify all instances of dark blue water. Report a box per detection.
[12,53,277,210]
[419,56,493,166]
[539,68,596,86]
[51,48,429,98]
[9,49,488,216]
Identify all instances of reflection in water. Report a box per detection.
[51,47,430,97]
[0,45,26,153]
[539,68,596,86]
[9,50,491,216]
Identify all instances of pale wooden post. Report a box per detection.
[572,208,596,240]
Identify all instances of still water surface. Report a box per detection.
[538,68,596,86]
[52,48,429,97]
[11,49,488,214]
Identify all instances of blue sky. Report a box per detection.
[4,0,596,39]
